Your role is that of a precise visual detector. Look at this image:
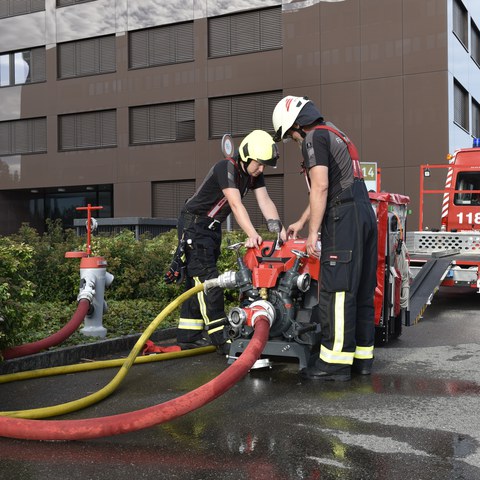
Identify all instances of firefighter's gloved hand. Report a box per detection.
[164,241,187,285]
[164,254,186,284]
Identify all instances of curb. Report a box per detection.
[0,327,177,375]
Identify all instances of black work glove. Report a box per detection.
[164,243,186,285]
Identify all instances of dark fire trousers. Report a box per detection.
[316,179,378,374]
[176,212,226,346]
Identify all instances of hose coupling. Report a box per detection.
[249,300,275,328]
[77,277,96,304]
[227,300,275,331]
[204,271,237,293]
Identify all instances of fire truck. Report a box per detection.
[406,138,480,324]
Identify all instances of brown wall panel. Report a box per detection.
[320,81,362,155]
[282,5,321,90]
[320,0,361,84]
[0,190,39,233]
[361,76,404,171]
[114,181,151,217]
[47,148,117,186]
[360,0,403,79]
[205,50,283,98]
[121,142,197,183]
[124,64,197,109]
[403,71,449,168]
[403,0,448,74]
[14,153,49,187]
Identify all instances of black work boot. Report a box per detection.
[177,337,212,350]
[352,358,373,375]
[300,360,351,381]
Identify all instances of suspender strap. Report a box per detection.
[207,157,250,219]
[314,125,364,179]
[207,197,228,219]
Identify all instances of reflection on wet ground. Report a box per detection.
[1,360,480,480]
[371,373,480,396]
[1,287,480,479]
[0,393,478,480]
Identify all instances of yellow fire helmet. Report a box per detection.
[239,130,279,168]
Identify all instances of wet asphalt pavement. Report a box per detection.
[1,287,480,480]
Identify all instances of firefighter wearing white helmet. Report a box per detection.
[272,95,378,381]
[272,95,312,142]
[171,129,286,354]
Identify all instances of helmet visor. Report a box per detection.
[242,142,279,168]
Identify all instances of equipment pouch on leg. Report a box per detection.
[320,250,353,292]
[164,239,187,285]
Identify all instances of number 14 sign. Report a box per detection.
[360,162,378,192]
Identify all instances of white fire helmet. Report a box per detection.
[272,96,311,142]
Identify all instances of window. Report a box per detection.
[152,180,195,218]
[473,98,480,138]
[56,0,95,6]
[233,175,284,229]
[453,0,468,49]
[454,79,469,131]
[58,35,116,79]
[43,185,113,229]
[209,7,282,58]
[58,110,116,151]
[454,172,480,206]
[0,117,46,155]
[0,0,44,19]
[209,91,282,138]
[0,47,46,87]
[129,22,194,69]
[472,20,480,67]
[129,101,195,145]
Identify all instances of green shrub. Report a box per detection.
[0,238,41,350]
[14,300,174,347]
[90,229,182,302]
[11,220,81,302]
[104,299,177,335]
[0,223,278,353]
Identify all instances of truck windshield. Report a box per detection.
[454,172,480,205]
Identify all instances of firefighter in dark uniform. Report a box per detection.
[176,130,286,353]
[272,96,378,381]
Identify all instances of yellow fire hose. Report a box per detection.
[0,346,214,385]
[0,283,214,419]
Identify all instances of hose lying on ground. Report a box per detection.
[0,315,271,441]
[0,346,215,385]
[0,283,205,420]
[1,299,91,360]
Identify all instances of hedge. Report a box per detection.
[0,220,270,353]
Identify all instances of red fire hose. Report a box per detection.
[1,299,90,360]
[0,315,270,441]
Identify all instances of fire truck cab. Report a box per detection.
[407,138,480,323]
[444,148,480,230]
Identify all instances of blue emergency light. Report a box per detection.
[474,138,480,148]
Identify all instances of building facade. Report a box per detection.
[0,0,479,235]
